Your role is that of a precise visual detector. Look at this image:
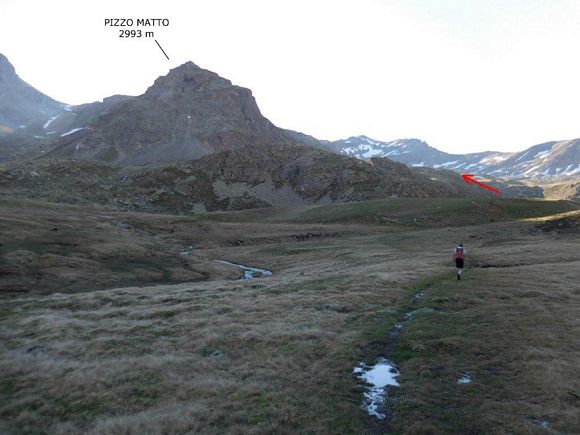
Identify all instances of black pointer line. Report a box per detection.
[155,39,170,60]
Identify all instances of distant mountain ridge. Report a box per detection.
[0,53,578,183]
[332,135,580,179]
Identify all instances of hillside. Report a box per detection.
[0,54,69,161]
[538,178,580,201]
[0,54,64,131]
[1,144,500,214]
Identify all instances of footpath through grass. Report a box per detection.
[389,253,580,433]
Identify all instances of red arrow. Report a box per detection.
[462,174,501,195]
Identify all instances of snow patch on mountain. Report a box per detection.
[534,150,551,158]
[332,135,579,179]
[60,127,85,137]
[43,114,61,129]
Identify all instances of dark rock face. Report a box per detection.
[45,62,291,165]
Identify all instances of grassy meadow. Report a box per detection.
[1,198,579,433]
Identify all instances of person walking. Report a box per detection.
[453,242,466,280]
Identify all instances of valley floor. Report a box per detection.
[0,199,579,434]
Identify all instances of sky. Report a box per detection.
[1,0,579,153]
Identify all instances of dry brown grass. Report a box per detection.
[0,199,579,433]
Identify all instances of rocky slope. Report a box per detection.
[0,54,64,131]
[333,135,580,179]
[0,54,70,161]
[536,178,580,201]
[0,144,499,214]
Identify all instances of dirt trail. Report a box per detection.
[355,280,440,432]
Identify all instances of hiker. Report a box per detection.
[453,242,466,280]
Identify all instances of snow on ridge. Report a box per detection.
[515,151,530,162]
[534,150,551,159]
[362,137,378,146]
[362,147,385,158]
[43,114,61,129]
[390,139,409,147]
[60,127,85,137]
[411,162,425,167]
[433,160,459,168]
[523,164,542,175]
[563,164,580,175]
[480,154,509,164]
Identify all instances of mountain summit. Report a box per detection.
[44,61,291,165]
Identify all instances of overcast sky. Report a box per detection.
[1,0,579,153]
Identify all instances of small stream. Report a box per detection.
[215,259,273,280]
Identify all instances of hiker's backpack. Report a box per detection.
[456,247,464,259]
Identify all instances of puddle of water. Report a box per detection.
[215,260,273,280]
[353,357,400,420]
[457,372,472,384]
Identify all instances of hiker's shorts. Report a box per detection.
[455,258,464,269]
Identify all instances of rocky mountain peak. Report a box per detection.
[145,61,236,97]
[0,53,16,80]
[39,59,289,165]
